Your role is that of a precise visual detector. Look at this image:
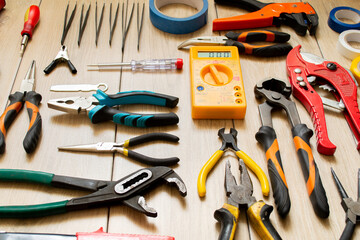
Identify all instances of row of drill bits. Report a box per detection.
[60,1,144,51]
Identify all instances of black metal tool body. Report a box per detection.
[0,167,187,218]
[331,168,360,240]
[255,78,329,218]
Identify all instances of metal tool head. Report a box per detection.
[177,36,227,49]
[58,142,123,153]
[55,46,70,61]
[218,128,240,151]
[20,60,35,92]
[118,166,187,217]
[47,96,98,114]
[255,78,301,127]
[225,160,255,208]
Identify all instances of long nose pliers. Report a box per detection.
[0,167,187,218]
[58,132,180,166]
[47,90,179,128]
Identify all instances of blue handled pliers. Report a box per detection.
[47,90,179,127]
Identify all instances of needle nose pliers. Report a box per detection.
[47,90,179,128]
[197,128,269,198]
[0,60,42,154]
[178,30,292,57]
[215,159,281,240]
[0,167,187,218]
[58,132,180,166]
[331,168,360,240]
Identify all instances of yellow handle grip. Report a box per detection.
[247,201,282,240]
[197,150,224,197]
[236,150,270,196]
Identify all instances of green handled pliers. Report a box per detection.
[0,167,187,218]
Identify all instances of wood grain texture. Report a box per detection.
[0,0,359,239]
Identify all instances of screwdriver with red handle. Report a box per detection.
[20,4,40,56]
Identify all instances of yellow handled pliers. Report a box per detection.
[197,128,269,197]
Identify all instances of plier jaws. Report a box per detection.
[47,96,98,114]
[177,36,227,49]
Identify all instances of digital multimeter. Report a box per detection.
[190,46,246,119]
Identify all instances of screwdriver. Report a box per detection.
[12,2,40,84]
[87,58,183,71]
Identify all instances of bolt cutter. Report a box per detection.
[48,90,179,128]
[0,167,187,218]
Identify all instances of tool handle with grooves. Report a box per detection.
[214,203,239,240]
[89,105,179,127]
[340,221,355,240]
[255,126,290,217]
[225,40,292,57]
[247,201,282,240]
[0,92,24,154]
[23,91,42,153]
[292,124,329,218]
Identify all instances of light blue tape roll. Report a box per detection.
[328,6,360,33]
[149,0,208,34]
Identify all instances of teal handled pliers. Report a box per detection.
[0,167,187,218]
[47,90,179,127]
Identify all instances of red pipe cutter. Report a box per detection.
[286,45,360,155]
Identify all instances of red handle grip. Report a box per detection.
[21,5,40,38]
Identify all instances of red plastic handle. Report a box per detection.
[21,5,40,38]
[76,228,175,240]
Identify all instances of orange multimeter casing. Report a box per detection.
[190,46,246,119]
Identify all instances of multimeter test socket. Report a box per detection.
[190,46,246,119]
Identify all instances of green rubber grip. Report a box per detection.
[0,169,54,185]
[0,200,68,218]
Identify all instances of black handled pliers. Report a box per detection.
[0,167,187,218]
[44,45,77,74]
[58,133,180,166]
[331,168,360,240]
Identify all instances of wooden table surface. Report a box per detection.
[0,0,360,239]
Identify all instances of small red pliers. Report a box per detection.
[286,45,360,155]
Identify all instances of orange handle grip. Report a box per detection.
[21,5,40,38]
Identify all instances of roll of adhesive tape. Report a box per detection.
[337,30,360,59]
[328,6,360,33]
[149,0,208,34]
[350,56,360,84]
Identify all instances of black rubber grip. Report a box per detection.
[225,30,290,43]
[67,60,77,74]
[90,106,179,127]
[43,60,58,74]
[255,126,290,217]
[128,133,179,146]
[127,149,179,166]
[23,91,42,153]
[225,40,292,57]
[283,13,309,36]
[0,92,24,154]
[259,203,282,240]
[340,220,355,240]
[292,124,329,218]
[214,0,270,12]
[214,206,237,240]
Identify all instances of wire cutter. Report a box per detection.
[255,78,329,219]
[0,167,187,218]
[0,60,42,154]
[178,30,292,57]
[331,168,360,240]
[287,45,360,156]
[47,90,179,128]
[58,133,180,166]
[197,128,269,198]
[44,45,77,74]
[215,159,281,240]
[213,0,318,36]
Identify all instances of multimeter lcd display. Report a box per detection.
[198,51,231,58]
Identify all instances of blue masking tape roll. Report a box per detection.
[149,0,208,34]
[328,6,360,33]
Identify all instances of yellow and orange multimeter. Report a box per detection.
[190,46,246,119]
